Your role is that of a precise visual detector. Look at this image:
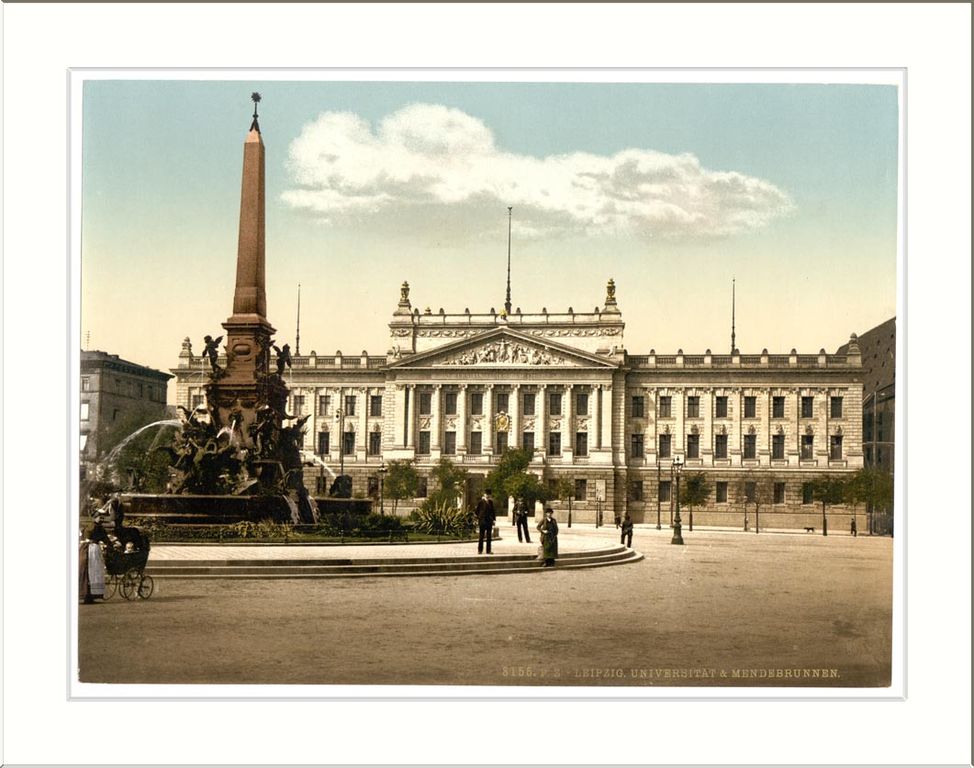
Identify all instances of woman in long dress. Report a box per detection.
[537,507,559,567]
[79,515,110,603]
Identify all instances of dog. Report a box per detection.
[804,526,815,533]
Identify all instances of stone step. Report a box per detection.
[146,548,643,579]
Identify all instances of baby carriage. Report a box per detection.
[103,535,153,600]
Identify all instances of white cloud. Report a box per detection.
[282,103,794,240]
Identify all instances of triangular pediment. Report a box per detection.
[388,328,618,369]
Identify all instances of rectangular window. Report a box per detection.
[830,435,843,460]
[319,395,330,414]
[830,396,843,419]
[370,395,383,417]
[443,431,457,455]
[344,395,356,416]
[342,431,355,456]
[292,395,305,415]
[745,482,757,503]
[496,392,509,413]
[496,431,509,453]
[82,377,90,392]
[417,431,431,455]
[687,434,700,459]
[715,396,728,418]
[191,394,204,408]
[714,434,728,459]
[444,391,457,415]
[744,396,756,418]
[575,432,588,457]
[549,392,563,416]
[469,431,482,455]
[631,395,645,418]
[774,482,785,504]
[801,396,813,419]
[548,432,561,456]
[367,476,379,497]
[631,433,645,459]
[772,434,785,460]
[629,481,644,502]
[576,392,589,416]
[522,392,536,416]
[802,483,814,504]
[772,396,785,418]
[470,392,483,415]
[574,479,587,501]
[716,481,728,503]
[522,432,535,453]
[368,431,382,456]
[658,433,671,458]
[687,396,700,418]
[743,434,757,459]
[417,478,428,498]
[659,480,672,503]
[138,383,144,399]
[801,434,814,460]
[658,396,672,418]
[418,392,432,416]
[317,431,330,455]
[80,402,89,420]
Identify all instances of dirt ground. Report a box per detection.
[78,529,893,687]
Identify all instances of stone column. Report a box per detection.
[601,384,612,451]
[431,384,442,451]
[484,384,495,454]
[358,387,368,459]
[703,388,713,463]
[405,384,415,449]
[510,384,520,449]
[563,384,574,460]
[593,384,602,450]
[675,388,685,459]
[457,384,468,454]
[538,384,548,457]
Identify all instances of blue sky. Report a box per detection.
[81,80,898,383]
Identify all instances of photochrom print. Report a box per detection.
[75,72,899,691]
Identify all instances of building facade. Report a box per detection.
[173,280,865,528]
[81,350,173,479]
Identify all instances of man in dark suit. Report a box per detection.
[475,490,496,554]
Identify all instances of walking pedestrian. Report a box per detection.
[850,514,858,537]
[620,511,634,548]
[515,497,532,543]
[537,507,559,567]
[475,489,496,555]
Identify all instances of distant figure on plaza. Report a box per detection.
[850,514,858,537]
[621,511,634,548]
[273,343,293,375]
[537,507,559,567]
[475,489,496,555]
[202,334,223,372]
[514,497,532,544]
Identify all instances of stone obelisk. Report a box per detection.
[211,94,282,432]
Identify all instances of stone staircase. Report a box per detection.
[146,544,642,579]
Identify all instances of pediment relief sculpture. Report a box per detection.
[440,339,567,366]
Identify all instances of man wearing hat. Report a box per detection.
[475,489,496,555]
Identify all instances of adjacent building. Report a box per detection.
[80,350,173,480]
[173,281,865,528]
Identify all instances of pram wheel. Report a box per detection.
[104,575,118,600]
[137,574,154,599]
[120,569,141,600]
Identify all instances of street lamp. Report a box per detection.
[671,456,684,545]
[378,462,387,515]
[656,460,662,530]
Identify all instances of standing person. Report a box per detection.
[475,489,496,555]
[537,507,559,567]
[79,512,110,604]
[515,497,532,544]
[850,514,858,537]
[620,511,634,548]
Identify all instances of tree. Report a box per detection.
[428,457,468,510]
[383,460,420,515]
[552,476,576,526]
[845,467,894,534]
[679,472,710,531]
[812,475,846,537]
[485,447,535,517]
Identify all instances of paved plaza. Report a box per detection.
[78,526,892,688]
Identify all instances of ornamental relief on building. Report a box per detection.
[495,412,511,432]
[416,329,477,338]
[525,328,622,338]
[548,417,562,431]
[575,417,589,430]
[390,328,412,337]
[522,417,535,431]
[419,417,431,430]
[441,340,567,366]
[444,416,457,430]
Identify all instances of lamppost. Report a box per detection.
[671,456,684,545]
[378,461,387,515]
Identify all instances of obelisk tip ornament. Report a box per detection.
[250,92,262,133]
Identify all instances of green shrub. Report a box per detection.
[414,499,474,536]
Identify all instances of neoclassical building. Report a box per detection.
[173,279,864,528]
